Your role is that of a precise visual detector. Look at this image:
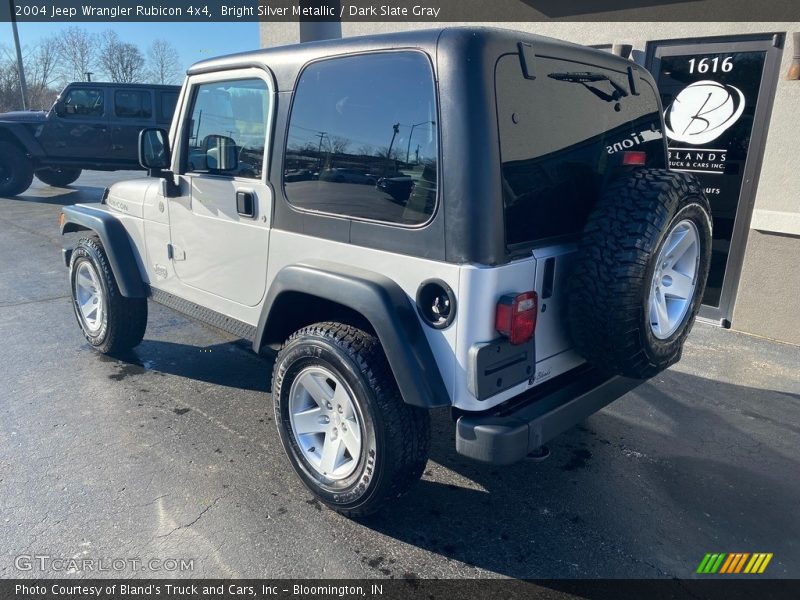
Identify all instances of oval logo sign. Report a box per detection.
[664,80,745,145]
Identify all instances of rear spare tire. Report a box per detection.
[567,168,712,379]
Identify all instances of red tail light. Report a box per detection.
[621,150,647,166]
[495,291,538,345]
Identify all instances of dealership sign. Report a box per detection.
[658,52,764,180]
[652,46,769,308]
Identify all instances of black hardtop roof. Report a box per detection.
[187,26,636,90]
[64,82,181,90]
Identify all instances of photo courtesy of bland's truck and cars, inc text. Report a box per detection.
[0,1,799,598]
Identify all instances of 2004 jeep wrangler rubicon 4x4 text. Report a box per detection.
[59,28,712,516]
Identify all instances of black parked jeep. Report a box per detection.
[0,82,180,195]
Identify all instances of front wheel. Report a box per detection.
[0,141,33,196]
[69,236,147,354]
[35,167,82,187]
[272,322,430,517]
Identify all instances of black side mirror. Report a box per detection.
[54,101,66,117]
[139,127,172,172]
[139,128,179,197]
[202,134,238,172]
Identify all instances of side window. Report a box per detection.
[61,88,104,117]
[114,90,153,119]
[284,52,439,226]
[185,78,268,180]
[159,92,179,123]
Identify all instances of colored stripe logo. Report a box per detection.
[697,553,773,574]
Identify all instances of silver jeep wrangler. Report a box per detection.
[60,27,712,516]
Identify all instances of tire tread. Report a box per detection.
[567,168,711,379]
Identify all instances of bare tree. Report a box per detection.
[0,40,61,111]
[100,31,145,83]
[57,27,97,82]
[328,136,350,155]
[146,39,181,85]
[0,48,21,112]
[28,36,61,89]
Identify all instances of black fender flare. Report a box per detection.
[0,123,45,157]
[255,261,450,409]
[60,204,147,298]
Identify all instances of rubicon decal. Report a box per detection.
[696,552,773,574]
[664,80,746,145]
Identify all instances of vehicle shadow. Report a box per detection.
[100,338,271,393]
[14,184,105,206]
[358,370,800,578]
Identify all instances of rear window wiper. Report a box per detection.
[548,72,629,103]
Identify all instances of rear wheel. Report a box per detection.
[70,236,147,354]
[0,141,33,197]
[273,322,430,517]
[35,167,82,187]
[567,169,712,379]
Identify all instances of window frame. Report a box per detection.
[175,68,275,184]
[282,49,442,230]
[113,89,153,120]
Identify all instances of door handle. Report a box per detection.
[92,124,106,129]
[236,191,256,218]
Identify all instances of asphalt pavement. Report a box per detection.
[1,171,799,579]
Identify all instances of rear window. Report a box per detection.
[496,54,666,249]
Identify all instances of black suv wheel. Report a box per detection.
[0,141,34,197]
[272,322,430,516]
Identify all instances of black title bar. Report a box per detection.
[1,0,800,22]
[5,579,800,600]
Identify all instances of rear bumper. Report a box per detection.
[455,367,642,465]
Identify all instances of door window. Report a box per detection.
[184,78,269,180]
[61,88,104,117]
[114,90,153,119]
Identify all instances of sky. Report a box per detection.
[4,21,260,74]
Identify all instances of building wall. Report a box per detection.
[260,21,800,345]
